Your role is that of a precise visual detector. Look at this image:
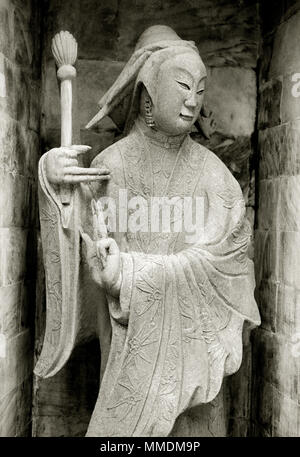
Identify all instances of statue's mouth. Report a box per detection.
[180,114,193,121]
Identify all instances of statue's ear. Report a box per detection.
[124,82,149,134]
[195,104,217,139]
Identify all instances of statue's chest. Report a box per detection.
[119,135,207,255]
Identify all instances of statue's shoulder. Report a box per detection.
[189,137,242,195]
[91,135,132,169]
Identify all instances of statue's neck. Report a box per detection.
[135,116,187,149]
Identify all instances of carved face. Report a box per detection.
[152,52,206,135]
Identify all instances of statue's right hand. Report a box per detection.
[44,145,110,185]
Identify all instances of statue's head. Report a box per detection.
[86,25,207,136]
[136,26,206,135]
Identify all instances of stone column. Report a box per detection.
[0,0,41,436]
[252,3,300,437]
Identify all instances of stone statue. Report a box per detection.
[34,25,260,437]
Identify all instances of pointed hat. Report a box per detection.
[85,25,204,132]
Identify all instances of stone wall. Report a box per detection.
[252,0,300,437]
[33,0,259,436]
[0,0,41,436]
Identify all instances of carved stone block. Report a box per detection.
[0,172,36,228]
[278,231,300,288]
[0,282,22,338]
[254,229,278,285]
[276,283,300,336]
[0,329,32,400]
[258,126,284,179]
[0,228,28,287]
[278,176,300,231]
[269,9,300,78]
[258,79,282,130]
[272,391,299,437]
[257,178,280,230]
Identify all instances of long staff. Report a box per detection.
[52,31,78,204]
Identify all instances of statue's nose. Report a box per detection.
[184,92,197,108]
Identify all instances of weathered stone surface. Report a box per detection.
[0,56,31,125]
[254,229,278,285]
[13,124,39,178]
[278,176,300,231]
[0,0,40,75]
[255,279,277,333]
[0,282,22,337]
[258,121,300,179]
[258,126,284,179]
[0,113,16,173]
[251,373,273,436]
[258,33,274,85]
[44,0,120,62]
[0,172,36,228]
[258,78,282,130]
[269,9,300,78]
[0,3,11,61]
[44,0,259,68]
[253,329,299,403]
[226,329,253,437]
[278,231,300,289]
[256,178,280,230]
[0,0,40,439]
[281,72,300,123]
[272,391,299,437]
[118,0,259,67]
[205,66,256,137]
[0,228,36,287]
[16,376,33,436]
[280,119,300,176]
[253,3,300,439]
[276,283,300,336]
[0,113,39,179]
[0,330,32,401]
[251,330,299,436]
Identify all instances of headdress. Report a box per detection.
[86,25,207,133]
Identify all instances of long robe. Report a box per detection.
[35,120,260,437]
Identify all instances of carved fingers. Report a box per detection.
[80,232,121,294]
[45,145,111,185]
[96,238,121,294]
[95,238,120,268]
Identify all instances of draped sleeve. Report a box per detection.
[86,146,260,437]
[34,152,103,378]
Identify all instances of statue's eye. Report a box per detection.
[177,81,190,90]
[197,89,204,95]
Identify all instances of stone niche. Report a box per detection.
[0,0,41,437]
[1,0,298,439]
[32,0,260,437]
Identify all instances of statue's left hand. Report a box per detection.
[81,232,121,297]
